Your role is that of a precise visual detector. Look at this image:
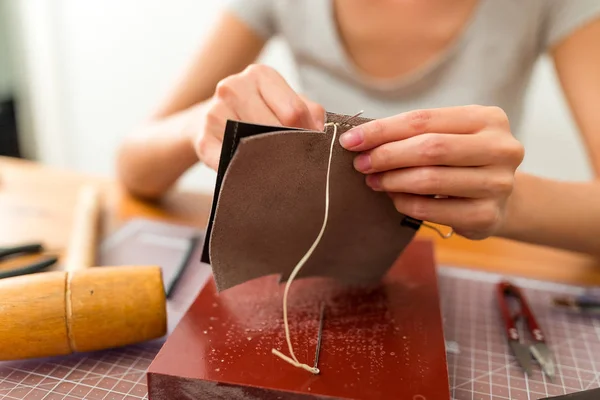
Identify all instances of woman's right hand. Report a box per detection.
[190,64,325,170]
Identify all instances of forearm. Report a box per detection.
[116,104,203,199]
[498,172,600,256]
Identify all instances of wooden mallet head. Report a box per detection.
[0,185,167,360]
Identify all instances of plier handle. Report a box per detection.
[497,280,556,380]
[0,243,58,279]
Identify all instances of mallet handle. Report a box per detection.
[63,184,101,272]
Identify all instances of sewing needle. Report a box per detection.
[340,110,364,126]
[313,302,326,371]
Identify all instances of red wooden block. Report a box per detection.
[147,240,450,399]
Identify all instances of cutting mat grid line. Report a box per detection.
[579,313,600,389]
[2,268,599,400]
[0,343,159,400]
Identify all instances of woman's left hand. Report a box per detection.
[338,105,525,240]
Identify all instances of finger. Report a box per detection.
[229,82,282,126]
[195,133,222,171]
[340,105,509,151]
[258,70,319,130]
[366,166,513,199]
[299,94,326,130]
[216,73,281,127]
[353,133,495,173]
[390,193,500,237]
[203,100,240,141]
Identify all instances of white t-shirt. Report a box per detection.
[226,0,600,135]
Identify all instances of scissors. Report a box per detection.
[0,243,59,279]
[496,280,556,380]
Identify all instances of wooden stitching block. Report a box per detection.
[148,240,450,400]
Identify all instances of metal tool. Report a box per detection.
[0,243,58,279]
[313,302,326,370]
[496,280,555,380]
[553,295,600,315]
[339,110,364,125]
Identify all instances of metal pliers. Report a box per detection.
[0,243,59,279]
[497,280,556,380]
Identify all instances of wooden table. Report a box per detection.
[1,155,599,285]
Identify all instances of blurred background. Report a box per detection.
[0,0,593,194]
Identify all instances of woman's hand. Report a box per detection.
[190,64,325,170]
[339,106,525,240]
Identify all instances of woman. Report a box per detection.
[117,0,600,256]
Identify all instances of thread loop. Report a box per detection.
[271,122,339,374]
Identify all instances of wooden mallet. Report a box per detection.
[0,185,167,360]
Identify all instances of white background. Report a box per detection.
[1,0,594,194]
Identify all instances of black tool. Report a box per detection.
[165,235,201,299]
[0,243,59,279]
[313,302,326,371]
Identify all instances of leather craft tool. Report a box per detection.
[0,185,167,361]
[313,302,325,371]
[552,295,600,315]
[496,280,556,380]
[165,235,200,298]
[147,240,450,400]
[0,242,58,279]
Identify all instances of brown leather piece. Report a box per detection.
[206,112,420,292]
[147,240,450,400]
[201,120,302,266]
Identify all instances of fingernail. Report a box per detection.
[366,174,380,190]
[339,128,363,149]
[354,154,372,172]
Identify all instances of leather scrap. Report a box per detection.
[202,112,422,292]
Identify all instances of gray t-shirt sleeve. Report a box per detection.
[541,0,600,49]
[225,0,277,39]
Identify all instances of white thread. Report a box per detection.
[271,122,339,375]
[422,222,454,239]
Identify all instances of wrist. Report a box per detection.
[495,172,528,239]
[490,172,600,256]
